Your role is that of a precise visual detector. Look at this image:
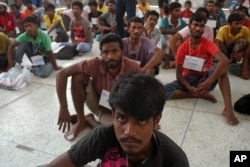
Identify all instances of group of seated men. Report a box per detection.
[0,0,249,166]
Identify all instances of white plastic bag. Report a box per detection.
[0,64,32,90]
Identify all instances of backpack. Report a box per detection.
[234,94,250,115]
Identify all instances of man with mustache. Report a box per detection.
[122,17,164,76]
[165,13,239,126]
[56,33,141,141]
[215,13,250,79]
[48,73,189,167]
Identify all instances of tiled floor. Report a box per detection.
[1,9,250,167]
[0,38,250,167]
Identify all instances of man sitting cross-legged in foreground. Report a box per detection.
[56,33,141,141]
[48,73,190,167]
[165,13,239,125]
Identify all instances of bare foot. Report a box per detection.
[241,70,249,79]
[162,64,170,69]
[78,52,84,57]
[198,93,217,103]
[222,109,239,126]
[85,113,101,129]
[162,62,175,69]
[64,120,89,141]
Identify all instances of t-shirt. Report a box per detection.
[180,10,193,19]
[100,11,116,27]
[16,28,52,57]
[0,12,16,33]
[44,14,66,30]
[68,125,190,167]
[0,32,11,55]
[216,25,250,44]
[76,57,141,99]
[178,25,214,41]
[122,37,156,67]
[176,37,220,77]
[70,18,93,44]
[97,5,108,13]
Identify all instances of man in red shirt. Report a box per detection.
[0,2,16,37]
[165,13,239,126]
[180,1,193,20]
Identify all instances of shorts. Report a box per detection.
[165,65,218,99]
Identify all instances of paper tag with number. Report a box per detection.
[99,90,112,110]
[206,20,217,28]
[91,18,97,25]
[183,55,205,72]
[15,27,20,34]
[31,55,45,66]
[182,17,190,24]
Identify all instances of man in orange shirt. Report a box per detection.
[23,0,36,16]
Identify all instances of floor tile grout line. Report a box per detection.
[180,98,198,148]
[0,137,57,156]
[0,84,44,110]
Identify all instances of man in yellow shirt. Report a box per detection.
[137,0,151,15]
[44,3,68,42]
[215,13,250,79]
[0,32,11,72]
[97,0,108,13]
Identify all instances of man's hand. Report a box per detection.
[57,106,71,133]
[55,66,63,71]
[145,25,153,37]
[188,86,200,96]
[197,80,213,95]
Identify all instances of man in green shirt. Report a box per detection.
[7,15,61,78]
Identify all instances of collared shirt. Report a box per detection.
[76,57,141,98]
